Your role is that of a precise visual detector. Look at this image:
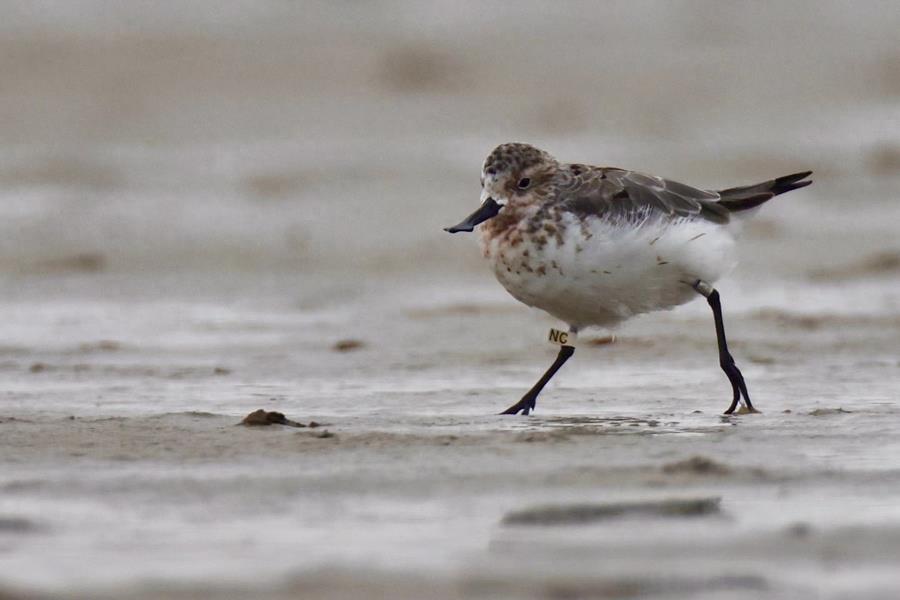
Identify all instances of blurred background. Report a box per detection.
[1,0,898,277]
[2,3,900,599]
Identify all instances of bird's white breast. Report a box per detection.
[480,213,739,329]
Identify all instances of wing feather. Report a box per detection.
[559,166,730,224]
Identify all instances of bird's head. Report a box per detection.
[444,143,557,233]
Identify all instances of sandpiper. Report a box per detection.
[445,143,811,415]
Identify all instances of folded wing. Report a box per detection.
[560,167,730,224]
[559,166,812,224]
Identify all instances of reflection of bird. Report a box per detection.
[445,143,812,416]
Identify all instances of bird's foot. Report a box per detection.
[500,395,536,416]
[723,398,760,415]
[720,356,755,415]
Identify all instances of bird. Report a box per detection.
[444,143,812,416]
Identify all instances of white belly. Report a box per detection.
[480,214,738,329]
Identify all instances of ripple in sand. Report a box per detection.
[502,497,721,526]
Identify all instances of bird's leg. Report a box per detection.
[692,280,756,414]
[501,340,575,416]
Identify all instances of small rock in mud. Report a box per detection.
[662,456,731,476]
[308,421,321,428]
[333,339,365,352]
[502,497,721,526]
[240,409,306,428]
[315,430,335,439]
[213,367,231,375]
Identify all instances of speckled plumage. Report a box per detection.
[472,143,811,329]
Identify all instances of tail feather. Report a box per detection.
[717,170,813,212]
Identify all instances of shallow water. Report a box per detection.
[0,268,898,599]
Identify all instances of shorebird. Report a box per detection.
[445,143,811,415]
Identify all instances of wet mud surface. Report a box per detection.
[2,3,900,598]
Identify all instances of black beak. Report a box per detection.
[443,198,502,233]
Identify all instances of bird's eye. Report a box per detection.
[517,177,531,189]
